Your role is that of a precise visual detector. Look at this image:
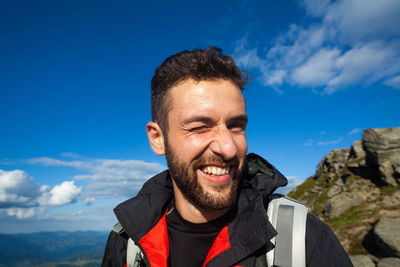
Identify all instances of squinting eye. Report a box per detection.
[190,126,209,133]
[228,122,246,131]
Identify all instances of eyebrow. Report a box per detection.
[182,114,248,125]
[183,116,214,125]
[227,114,248,125]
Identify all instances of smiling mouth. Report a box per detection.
[200,165,231,176]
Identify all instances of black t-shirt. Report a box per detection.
[166,206,231,267]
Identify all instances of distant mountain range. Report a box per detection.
[0,231,108,267]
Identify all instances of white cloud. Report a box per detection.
[317,138,343,146]
[292,48,341,87]
[302,0,331,17]
[61,152,80,159]
[303,139,313,146]
[276,176,305,195]
[25,157,87,168]
[267,25,327,68]
[7,208,35,219]
[324,0,400,43]
[84,197,95,205]
[265,70,287,87]
[26,156,165,199]
[39,181,81,206]
[0,169,82,209]
[287,176,303,187]
[72,211,84,216]
[0,169,40,208]
[235,41,265,70]
[2,156,164,210]
[83,180,147,199]
[384,75,400,89]
[234,38,284,93]
[234,0,400,93]
[347,128,362,136]
[325,41,400,94]
[76,159,163,182]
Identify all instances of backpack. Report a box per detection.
[112,195,308,267]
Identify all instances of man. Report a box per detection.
[102,47,353,267]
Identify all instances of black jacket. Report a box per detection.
[102,154,353,267]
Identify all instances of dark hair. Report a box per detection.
[151,46,248,134]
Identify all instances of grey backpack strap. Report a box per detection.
[127,238,144,267]
[266,195,308,267]
[112,222,124,234]
[112,223,144,267]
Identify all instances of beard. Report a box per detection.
[164,141,244,212]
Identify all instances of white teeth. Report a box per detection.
[201,166,230,176]
[221,166,230,175]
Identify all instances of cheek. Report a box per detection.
[235,135,248,155]
[179,134,212,158]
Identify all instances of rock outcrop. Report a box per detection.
[374,217,400,257]
[377,257,400,267]
[289,127,400,266]
[350,255,375,267]
[351,128,400,186]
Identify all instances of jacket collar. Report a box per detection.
[114,153,288,265]
[114,170,173,242]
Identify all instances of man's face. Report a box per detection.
[164,79,248,211]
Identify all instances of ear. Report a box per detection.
[146,122,165,155]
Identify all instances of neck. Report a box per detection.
[172,182,229,223]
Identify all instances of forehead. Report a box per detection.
[167,79,246,114]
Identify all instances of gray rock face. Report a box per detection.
[348,178,380,202]
[363,128,400,151]
[289,127,400,260]
[324,176,377,218]
[382,191,400,210]
[313,129,400,218]
[316,149,350,178]
[350,255,375,267]
[362,128,400,186]
[325,192,364,219]
[314,127,400,187]
[374,217,400,257]
[377,257,400,267]
[348,140,367,168]
[327,183,343,198]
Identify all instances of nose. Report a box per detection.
[209,126,238,160]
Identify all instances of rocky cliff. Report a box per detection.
[288,127,400,267]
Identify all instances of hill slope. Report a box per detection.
[288,127,400,266]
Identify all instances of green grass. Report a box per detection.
[348,239,369,255]
[288,176,316,200]
[381,184,400,196]
[325,202,378,231]
[311,189,329,215]
[288,173,336,216]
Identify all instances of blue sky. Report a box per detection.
[1,0,399,233]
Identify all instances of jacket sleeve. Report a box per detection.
[102,230,128,267]
[305,214,354,267]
